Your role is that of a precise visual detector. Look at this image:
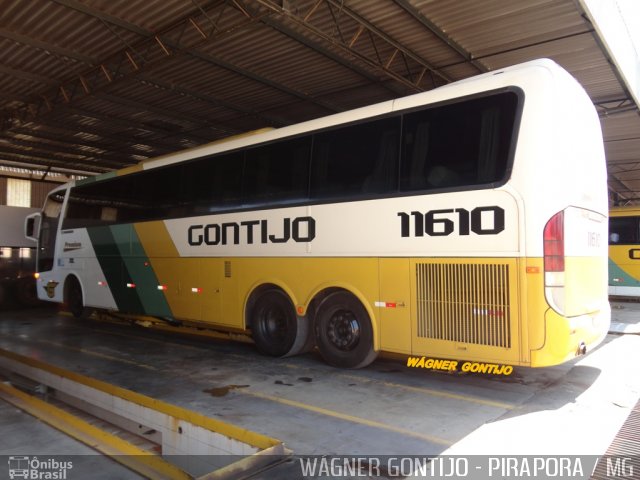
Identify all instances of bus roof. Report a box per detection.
[74,58,572,188]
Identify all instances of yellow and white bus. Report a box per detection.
[26,59,609,369]
[609,206,640,297]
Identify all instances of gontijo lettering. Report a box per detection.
[188,216,315,246]
[407,356,513,375]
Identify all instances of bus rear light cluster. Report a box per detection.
[543,210,566,314]
[126,283,136,289]
[543,211,565,273]
[157,285,168,291]
[191,287,202,294]
[97,281,107,286]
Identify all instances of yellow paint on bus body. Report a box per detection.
[124,222,607,367]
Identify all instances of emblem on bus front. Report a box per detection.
[43,281,59,299]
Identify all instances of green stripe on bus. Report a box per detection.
[109,224,173,318]
[87,226,144,313]
[608,258,640,286]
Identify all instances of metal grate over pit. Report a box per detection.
[591,397,640,479]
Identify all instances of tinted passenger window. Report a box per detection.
[400,92,518,191]
[65,163,185,227]
[243,137,311,205]
[118,165,182,222]
[184,152,243,214]
[610,217,640,244]
[311,117,400,199]
[65,179,121,228]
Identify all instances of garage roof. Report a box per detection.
[0,0,638,202]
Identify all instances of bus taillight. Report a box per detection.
[544,211,565,274]
[544,210,566,314]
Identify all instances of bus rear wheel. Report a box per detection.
[250,289,301,357]
[314,291,377,369]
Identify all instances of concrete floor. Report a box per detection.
[0,399,144,479]
[0,301,639,478]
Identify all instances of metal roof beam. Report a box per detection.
[38,104,212,153]
[0,148,108,174]
[254,0,452,93]
[391,0,487,74]
[0,0,315,136]
[54,0,340,113]
[0,27,96,65]
[181,48,340,113]
[0,132,132,169]
[55,0,329,119]
[136,74,289,128]
[9,114,190,159]
[0,64,59,88]
[95,92,236,139]
[0,159,99,178]
[255,14,405,97]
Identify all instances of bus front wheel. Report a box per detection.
[314,291,377,369]
[250,289,300,357]
[65,277,91,319]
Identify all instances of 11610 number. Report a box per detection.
[398,206,505,237]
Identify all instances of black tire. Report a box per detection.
[66,277,91,319]
[314,291,377,369]
[250,289,299,357]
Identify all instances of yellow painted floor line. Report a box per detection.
[0,333,157,371]
[78,328,514,410]
[0,382,190,480]
[91,327,211,352]
[91,327,251,361]
[35,338,158,371]
[240,389,452,447]
[339,373,516,410]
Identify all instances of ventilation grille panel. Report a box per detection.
[416,262,511,348]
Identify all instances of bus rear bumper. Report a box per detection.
[530,302,611,367]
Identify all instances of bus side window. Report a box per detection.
[401,122,430,191]
[185,151,244,214]
[243,137,311,206]
[310,117,399,199]
[477,106,501,183]
[362,129,399,194]
[400,92,516,192]
[609,217,640,245]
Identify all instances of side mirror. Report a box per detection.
[25,212,41,242]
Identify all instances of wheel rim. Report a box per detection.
[262,305,288,342]
[326,309,360,351]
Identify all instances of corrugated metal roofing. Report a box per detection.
[0,0,638,201]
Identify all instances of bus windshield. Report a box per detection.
[38,191,65,272]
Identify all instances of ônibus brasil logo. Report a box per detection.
[8,456,73,479]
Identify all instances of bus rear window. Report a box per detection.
[400,92,518,191]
